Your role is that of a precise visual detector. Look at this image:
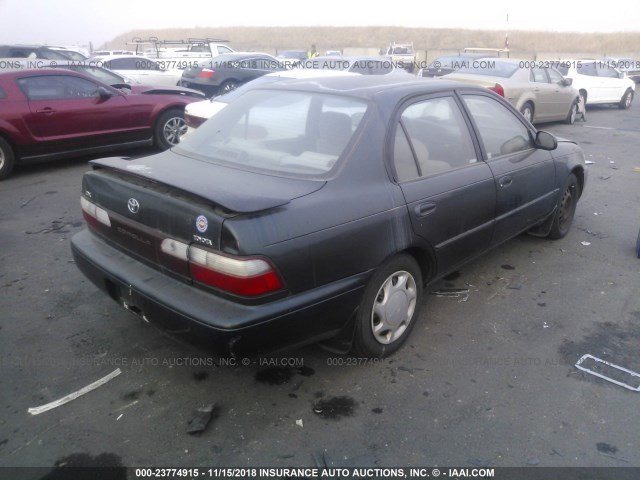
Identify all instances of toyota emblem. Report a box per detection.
[127,198,140,214]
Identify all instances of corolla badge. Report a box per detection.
[127,198,140,214]
[196,215,208,233]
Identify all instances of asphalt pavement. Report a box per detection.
[1,99,639,472]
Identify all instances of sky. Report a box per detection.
[1,0,639,47]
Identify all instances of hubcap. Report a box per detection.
[558,185,574,230]
[625,93,632,107]
[522,107,532,122]
[371,271,417,344]
[163,117,187,145]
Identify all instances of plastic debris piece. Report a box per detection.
[431,288,470,298]
[585,160,595,165]
[116,414,123,421]
[28,368,122,415]
[598,175,611,180]
[296,419,303,427]
[508,283,524,290]
[581,241,591,246]
[186,403,216,435]
[575,354,640,391]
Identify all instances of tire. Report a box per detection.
[580,91,588,109]
[520,102,534,123]
[218,80,239,94]
[565,100,578,125]
[154,108,187,150]
[619,88,633,109]
[0,136,15,181]
[352,254,423,358]
[548,173,579,240]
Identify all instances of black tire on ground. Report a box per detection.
[565,100,578,125]
[153,108,186,150]
[619,88,633,109]
[548,173,579,240]
[520,102,534,123]
[218,80,239,94]
[352,254,423,358]
[0,136,15,180]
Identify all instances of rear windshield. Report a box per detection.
[176,89,368,178]
[456,61,519,78]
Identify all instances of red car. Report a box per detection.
[0,69,204,179]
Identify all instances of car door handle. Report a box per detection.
[414,202,437,217]
[499,176,513,188]
[36,108,57,114]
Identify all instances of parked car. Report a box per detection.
[385,42,416,72]
[418,54,495,78]
[443,59,581,124]
[46,46,89,61]
[0,44,74,60]
[90,55,184,87]
[182,69,359,137]
[0,69,204,179]
[599,57,640,83]
[305,56,408,76]
[70,75,586,358]
[555,60,635,108]
[180,53,287,96]
[276,50,308,66]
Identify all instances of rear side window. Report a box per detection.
[577,62,597,76]
[0,87,6,99]
[393,96,477,182]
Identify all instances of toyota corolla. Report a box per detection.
[71,76,586,357]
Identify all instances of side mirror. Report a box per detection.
[97,86,114,99]
[535,130,557,151]
[562,77,573,86]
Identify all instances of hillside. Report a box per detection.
[104,26,640,58]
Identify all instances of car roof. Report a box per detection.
[90,54,150,61]
[210,52,276,61]
[0,68,96,80]
[250,74,485,102]
[264,69,358,79]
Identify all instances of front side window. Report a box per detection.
[530,67,548,83]
[18,75,99,100]
[393,96,477,182]
[547,68,566,85]
[177,90,368,177]
[463,95,533,160]
[577,62,597,76]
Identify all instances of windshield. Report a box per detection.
[176,89,368,178]
[456,61,519,78]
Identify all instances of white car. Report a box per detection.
[556,60,635,109]
[182,69,359,138]
[90,55,183,87]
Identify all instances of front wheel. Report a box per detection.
[154,108,187,150]
[218,80,239,94]
[520,102,534,123]
[548,173,579,239]
[565,100,578,125]
[619,89,633,109]
[0,136,15,180]
[352,254,423,358]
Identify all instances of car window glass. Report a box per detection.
[399,97,477,177]
[463,95,533,160]
[530,67,548,83]
[219,46,233,55]
[577,62,597,76]
[73,66,122,84]
[547,68,565,85]
[393,125,420,182]
[18,75,99,100]
[0,87,5,99]
[596,65,619,78]
[178,90,368,177]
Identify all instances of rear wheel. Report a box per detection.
[219,80,239,94]
[548,173,579,239]
[154,108,186,150]
[619,88,633,109]
[0,136,15,180]
[352,254,423,358]
[520,102,534,123]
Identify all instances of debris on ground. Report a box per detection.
[575,354,640,392]
[598,175,611,180]
[28,368,122,416]
[581,241,591,246]
[296,419,304,428]
[186,403,217,435]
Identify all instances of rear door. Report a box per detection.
[393,94,496,273]
[460,93,557,246]
[595,64,625,102]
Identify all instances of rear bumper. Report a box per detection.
[70,230,366,354]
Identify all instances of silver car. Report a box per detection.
[444,59,580,124]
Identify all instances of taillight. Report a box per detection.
[197,69,215,78]
[189,246,284,297]
[489,83,505,97]
[81,197,111,228]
